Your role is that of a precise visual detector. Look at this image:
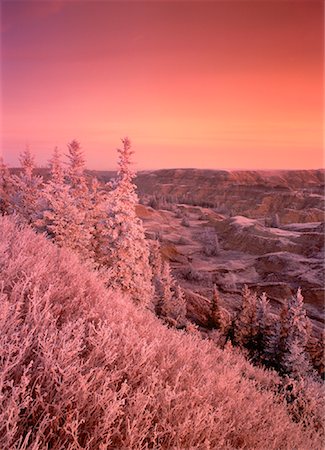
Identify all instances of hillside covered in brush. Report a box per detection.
[0,215,324,449]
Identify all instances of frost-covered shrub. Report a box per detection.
[0,216,323,450]
[180,265,205,282]
[176,235,189,245]
[181,216,190,227]
[197,227,220,256]
[174,208,184,219]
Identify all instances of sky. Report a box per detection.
[1,0,324,170]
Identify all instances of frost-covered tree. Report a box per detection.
[149,240,165,306]
[43,185,92,259]
[66,140,87,192]
[66,140,93,217]
[270,302,290,369]
[208,285,224,330]
[12,147,43,224]
[235,285,258,352]
[173,284,187,327]
[88,177,110,265]
[49,146,64,185]
[0,157,14,215]
[154,258,187,328]
[150,241,187,327]
[255,292,273,363]
[35,147,65,233]
[39,146,92,261]
[149,240,163,280]
[281,289,312,378]
[307,330,325,378]
[269,290,312,377]
[102,138,154,307]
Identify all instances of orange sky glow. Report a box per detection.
[1,0,324,170]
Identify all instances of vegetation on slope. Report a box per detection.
[0,216,323,449]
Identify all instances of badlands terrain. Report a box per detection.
[95,168,324,336]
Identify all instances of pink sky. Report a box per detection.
[1,0,324,170]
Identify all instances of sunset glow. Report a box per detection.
[1,0,324,169]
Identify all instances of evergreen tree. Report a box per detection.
[149,240,163,282]
[0,157,14,215]
[12,147,43,224]
[39,146,92,261]
[234,285,258,353]
[307,330,325,378]
[49,146,64,185]
[102,138,154,307]
[278,302,290,364]
[281,289,312,378]
[159,260,175,317]
[255,292,273,363]
[149,239,167,312]
[155,259,187,328]
[172,284,187,328]
[43,185,92,258]
[270,291,312,377]
[66,140,87,193]
[208,285,223,330]
[88,177,109,265]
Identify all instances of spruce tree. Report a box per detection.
[263,301,289,371]
[0,157,14,215]
[154,259,187,328]
[88,177,109,265]
[235,285,258,353]
[281,288,312,378]
[102,138,154,307]
[66,140,87,193]
[40,146,92,261]
[208,285,223,330]
[12,147,43,224]
[49,146,64,185]
[255,292,273,363]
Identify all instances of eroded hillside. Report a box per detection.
[135,169,324,224]
[137,202,324,334]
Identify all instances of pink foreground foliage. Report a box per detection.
[0,216,323,449]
